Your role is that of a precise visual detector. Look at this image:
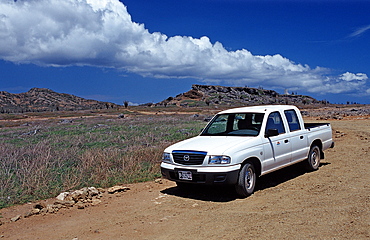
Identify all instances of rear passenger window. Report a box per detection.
[266,112,286,134]
[284,110,301,132]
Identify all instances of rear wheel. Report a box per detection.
[235,163,256,197]
[305,145,321,171]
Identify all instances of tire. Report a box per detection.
[235,163,256,197]
[305,145,321,171]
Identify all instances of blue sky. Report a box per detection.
[0,0,369,105]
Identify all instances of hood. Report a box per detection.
[165,136,257,155]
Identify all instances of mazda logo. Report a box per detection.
[183,155,190,161]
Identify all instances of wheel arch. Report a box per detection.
[242,157,262,177]
[311,139,324,159]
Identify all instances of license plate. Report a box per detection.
[178,171,192,181]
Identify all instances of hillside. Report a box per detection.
[0,85,329,114]
[157,84,327,107]
[0,88,118,113]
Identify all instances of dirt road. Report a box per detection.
[1,118,369,239]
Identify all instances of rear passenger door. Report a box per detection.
[262,111,292,172]
[284,109,309,162]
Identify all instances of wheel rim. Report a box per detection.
[245,167,254,190]
[311,148,319,167]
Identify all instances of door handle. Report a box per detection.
[284,139,289,143]
[300,136,304,139]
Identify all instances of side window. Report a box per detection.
[232,113,264,136]
[265,112,285,134]
[205,114,228,134]
[284,109,301,132]
[233,114,248,131]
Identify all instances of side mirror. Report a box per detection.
[265,129,279,138]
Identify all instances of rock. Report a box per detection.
[94,124,109,128]
[11,215,21,222]
[45,204,59,213]
[54,203,63,209]
[34,202,46,210]
[69,190,86,202]
[64,194,74,202]
[24,208,40,218]
[54,200,75,208]
[75,202,85,209]
[22,129,40,136]
[91,199,102,206]
[31,208,41,214]
[19,186,106,218]
[87,187,99,198]
[56,192,69,201]
[40,208,48,215]
[107,186,130,194]
[156,84,326,107]
[25,200,65,218]
[154,179,163,184]
[23,212,32,218]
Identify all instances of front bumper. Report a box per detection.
[160,162,240,185]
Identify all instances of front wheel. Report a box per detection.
[305,145,321,171]
[235,163,256,197]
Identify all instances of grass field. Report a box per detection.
[0,110,207,208]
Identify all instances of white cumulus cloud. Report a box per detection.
[339,72,368,81]
[0,0,368,95]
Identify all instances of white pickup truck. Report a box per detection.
[160,105,334,197]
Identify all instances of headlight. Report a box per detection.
[162,152,172,163]
[208,155,231,164]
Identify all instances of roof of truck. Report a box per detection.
[218,105,298,114]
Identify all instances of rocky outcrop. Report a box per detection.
[5,185,132,222]
[0,88,119,113]
[0,184,137,225]
[156,84,326,107]
[22,187,105,218]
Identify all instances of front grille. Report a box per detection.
[172,150,207,165]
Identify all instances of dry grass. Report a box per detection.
[0,112,206,208]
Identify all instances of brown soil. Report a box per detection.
[1,118,369,239]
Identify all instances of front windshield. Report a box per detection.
[201,113,264,136]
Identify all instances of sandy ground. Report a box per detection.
[0,118,369,240]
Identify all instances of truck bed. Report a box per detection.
[304,123,331,130]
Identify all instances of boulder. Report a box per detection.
[91,199,102,206]
[107,186,130,194]
[54,200,75,208]
[154,179,163,184]
[56,192,69,201]
[10,215,21,222]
